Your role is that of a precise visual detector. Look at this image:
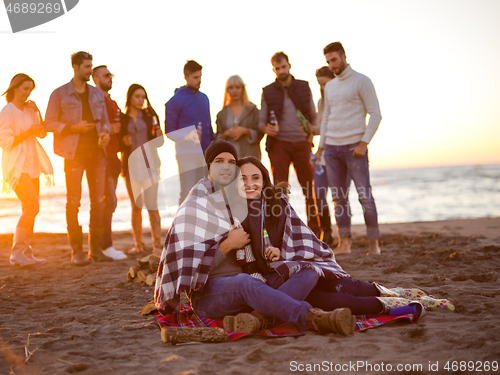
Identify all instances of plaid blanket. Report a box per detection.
[154,178,234,314]
[257,197,349,281]
[154,177,349,315]
[153,303,422,342]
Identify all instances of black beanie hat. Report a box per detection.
[204,140,238,169]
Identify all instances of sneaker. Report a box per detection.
[102,246,127,260]
[305,307,356,336]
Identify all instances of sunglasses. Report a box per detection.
[102,73,114,78]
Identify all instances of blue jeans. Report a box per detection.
[102,157,122,249]
[306,277,382,315]
[64,149,106,231]
[324,143,380,240]
[191,274,312,330]
[265,268,320,301]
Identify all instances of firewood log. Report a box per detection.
[136,268,152,283]
[137,255,153,269]
[145,273,156,286]
[148,256,160,273]
[141,301,156,315]
[161,327,228,345]
[129,266,140,279]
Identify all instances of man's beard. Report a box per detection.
[278,73,290,82]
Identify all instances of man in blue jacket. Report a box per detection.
[165,60,215,205]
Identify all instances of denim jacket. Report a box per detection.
[44,81,110,160]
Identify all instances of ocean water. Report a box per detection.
[0,163,499,234]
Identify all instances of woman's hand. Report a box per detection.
[227,126,249,141]
[29,122,43,136]
[123,135,132,147]
[264,246,281,262]
[25,100,40,113]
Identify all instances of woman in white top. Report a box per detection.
[0,74,53,266]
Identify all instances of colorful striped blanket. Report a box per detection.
[153,303,422,342]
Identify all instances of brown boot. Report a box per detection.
[305,308,356,336]
[10,227,37,266]
[88,228,113,262]
[223,311,276,333]
[68,226,90,266]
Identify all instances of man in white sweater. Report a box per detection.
[316,42,382,255]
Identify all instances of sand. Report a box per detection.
[1,218,500,375]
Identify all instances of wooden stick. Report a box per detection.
[161,327,228,345]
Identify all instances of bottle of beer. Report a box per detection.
[310,153,324,175]
[151,115,159,137]
[263,229,272,259]
[269,110,279,132]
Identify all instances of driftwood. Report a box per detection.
[161,327,228,345]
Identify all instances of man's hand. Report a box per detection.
[264,246,281,262]
[99,132,110,147]
[110,121,121,134]
[315,147,324,161]
[260,124,278,137]
[71,121,95,134]
[123,135,132,147]
[349,141,368,158]
[227,126,249,141]
[219,227,250,255]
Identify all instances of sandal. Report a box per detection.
[127,246,146,255]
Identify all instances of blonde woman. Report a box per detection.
[216,75,262,159]
[0,73,53,266]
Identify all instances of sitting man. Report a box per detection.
[154,139,356,336]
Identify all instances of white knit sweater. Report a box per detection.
[319,65,381,148]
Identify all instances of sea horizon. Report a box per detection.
[0,162,499,234]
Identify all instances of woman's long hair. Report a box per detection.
[124,83,158,118]
[237,156,289,229]
[2,73,35,103]
[315,66,335,99]
[222,75,250,109]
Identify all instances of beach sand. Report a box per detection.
[1,218,499,375]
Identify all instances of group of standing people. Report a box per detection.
[1,41,382,267]
[1,52,165,266]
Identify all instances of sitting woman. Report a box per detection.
[215,75,263,159]
[120,84,164,255]
[236,156,455,315]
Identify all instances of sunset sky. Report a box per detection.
[1,0,499,187]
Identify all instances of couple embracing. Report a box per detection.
[154,140,454,336]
